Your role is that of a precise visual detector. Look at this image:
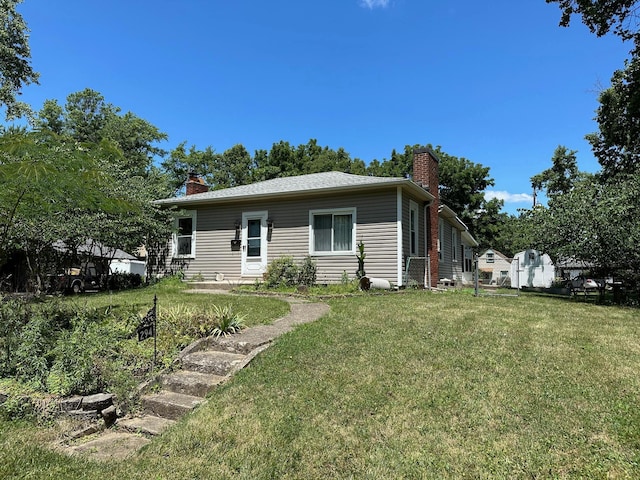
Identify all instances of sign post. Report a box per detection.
[136,294,158,369]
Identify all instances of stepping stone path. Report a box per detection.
[57,298,329,462]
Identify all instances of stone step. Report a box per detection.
[161,370,225,397]
[118,415,176,436]
[181,350,246,376]
[66,431,151,462]
[142,391,204,421]
[213,335,269,355]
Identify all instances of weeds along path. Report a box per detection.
[56,296,329,462]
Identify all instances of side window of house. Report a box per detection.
[451,229,458,261]
[438,219,444,261]
[464,246,473,272]
[409,201,418,256]
[310,208,356,254]
[486,252,494,263]
[174,212,196,258]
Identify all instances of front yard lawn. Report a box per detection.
[2,291,640,478]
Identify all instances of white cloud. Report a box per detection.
[359,0,390,9]
[484,190,534,204]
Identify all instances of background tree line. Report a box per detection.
[507,1,640,292]
[0,84,509,291]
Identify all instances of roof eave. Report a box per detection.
[155,178,434,207]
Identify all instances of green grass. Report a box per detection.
[58,278,291,328]
[2,291,640,478]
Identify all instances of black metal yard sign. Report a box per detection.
[136,294,158,368]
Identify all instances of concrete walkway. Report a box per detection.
[56,295,329,462]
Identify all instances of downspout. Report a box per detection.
[424,200,434,290]
[424,203,430,289]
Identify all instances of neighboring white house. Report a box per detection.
[510,249,556,288]
[477,249,512,286]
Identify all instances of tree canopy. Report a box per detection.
[547,0,640,46]
[0,0,39,120]
[34,88,168,177]
[530,145,580,200]
[548,0,640,179]
[1,89,174,290]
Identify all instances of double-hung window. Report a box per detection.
[173,211,196,258]
[451,229,458,261]
[310,208,356,255]
[438,219,444,261]
[409,201,419,256]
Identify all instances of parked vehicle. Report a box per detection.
[567,275,599,291]
[46,262,105,294]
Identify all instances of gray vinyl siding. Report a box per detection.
[166,187,400,284]
[438,217,464,282]
[438,219,453,280]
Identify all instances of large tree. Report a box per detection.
[0,129,123,264]
[0,0,38,119]
[2,97,172,290]
[586,55,640,179]
[523,173,640,280]
[530,145,580,201]
[548,0,640,178]
[546,0,640,45]
[34,89,168,177]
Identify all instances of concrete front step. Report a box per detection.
[118,415,176,436]
[161,370,225,397]
[142,391,204,421]
[181,350,246,376]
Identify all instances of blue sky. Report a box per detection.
[12,0,630,214]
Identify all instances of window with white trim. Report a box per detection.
[309,208,356,255]
[438,218,444,261]
[451,229,458,261]
[173,211,196,258]
[409,201,419,256]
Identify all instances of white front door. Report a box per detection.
[241,211,268,276]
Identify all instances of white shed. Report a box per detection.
[110,259,146,276]
[510,249,555,289]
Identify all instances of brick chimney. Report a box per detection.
[412,148,439,288]
[186,172,209,195]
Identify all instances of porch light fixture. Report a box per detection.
[267,218,274,231]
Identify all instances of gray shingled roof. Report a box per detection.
[156,171,432,205]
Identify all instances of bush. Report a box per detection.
[45,307,126,396]
[0,297,30,376]
[107,272,143,291]
[264,256,317,288]
[264,256,299,288]
[298,256,317,287]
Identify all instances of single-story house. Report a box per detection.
[510,249,556,289]
[477,249,512,286]
[154,148,476,288]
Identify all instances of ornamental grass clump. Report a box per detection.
[210,304,245,338]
